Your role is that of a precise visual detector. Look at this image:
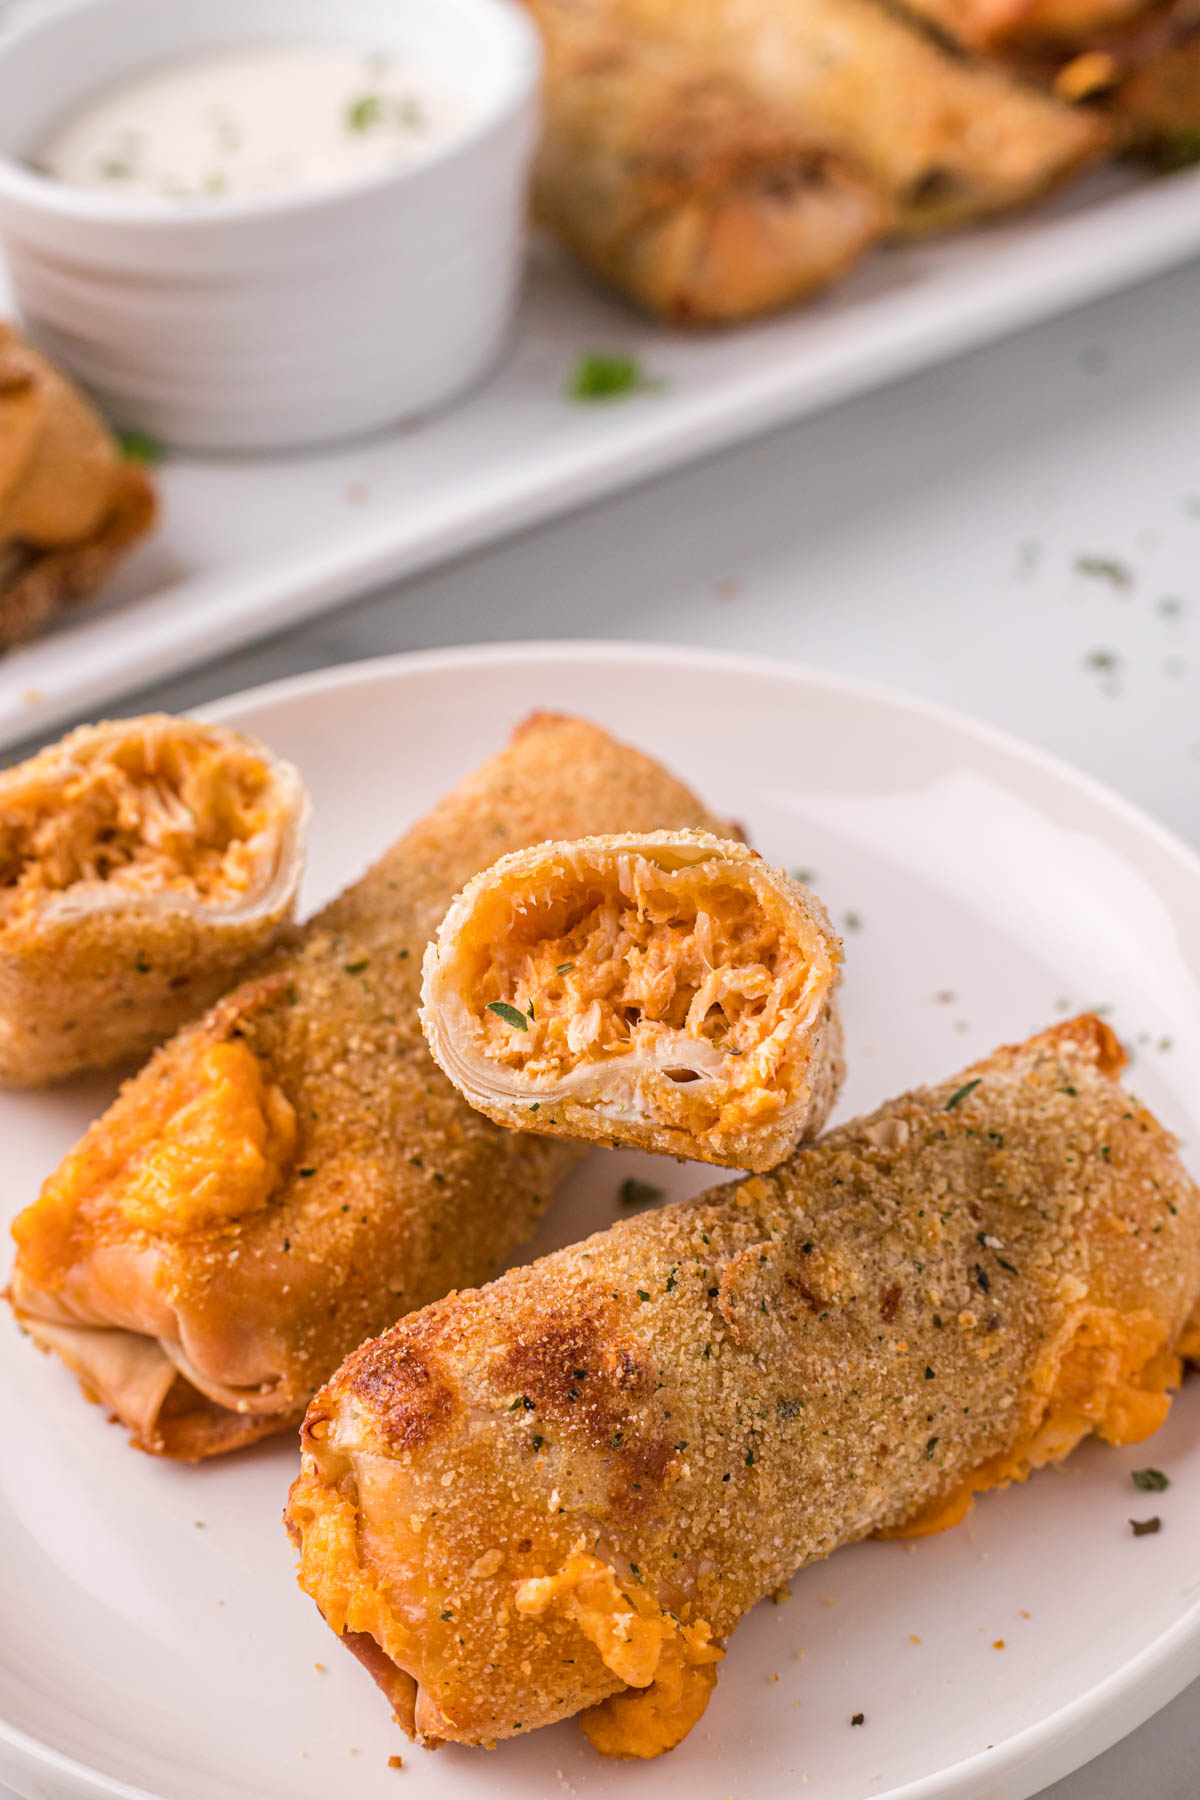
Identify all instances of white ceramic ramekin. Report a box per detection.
[0,0,541,451]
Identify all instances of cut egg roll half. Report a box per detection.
[0,714,308,1085]
[421,832,843,1171]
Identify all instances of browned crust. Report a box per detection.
[288,1015,1200,1748]
[603,0,1109,234]
[0,459,156,652]
[526,0,883,323]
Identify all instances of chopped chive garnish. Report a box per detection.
[570,352,660,401]
[487,1001,528,1031]
[117,428,162,465]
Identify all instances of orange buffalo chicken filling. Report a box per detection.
[0,728,276,927]
[516,1552,723,1758]
[884,1305,1181,1540]
[465,854,815,1099]
[14,1038,296,1294]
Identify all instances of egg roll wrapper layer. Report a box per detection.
[287,1015,1200,1758]
[605,0,1106,231]
[525,0,882,324]
[0,715,309,1086]
[421,832,843,1171]
[9,714,730,1457]
[0,324,156,651]
[1061,0,1200,156]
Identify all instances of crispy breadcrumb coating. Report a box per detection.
[287,1016,1200,1756]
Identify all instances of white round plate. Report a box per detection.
[2,642,1199,1800]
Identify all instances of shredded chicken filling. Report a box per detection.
[0,731,275,922]
[469,855,812,1089]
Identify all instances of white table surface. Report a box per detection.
[6,252,1200,1800]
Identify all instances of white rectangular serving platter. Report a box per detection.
[2,160,1200,751]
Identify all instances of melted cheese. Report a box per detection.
[882,1307,1180,1540]
[287,1461,415,1672]
[26,1038,295,1242]
[515,1550,722,1757]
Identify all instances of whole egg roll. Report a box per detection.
[420,832,843,1170]
[7,715,730,1458]
[608,0,1107,231]
[526,0,883,324]
[0,715,309,1085]
[0,324,155,651]
[286,1016,1200,1757]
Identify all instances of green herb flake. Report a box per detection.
[1154,129,1200,172]
[1132,1468,1169,1492]
[298,1167,317,1179]
[556,961,576,975]
[487,1001,529,1031]
[569,352,659,402]
[344,959,369,975]
[1130,1516,1161,1537]
[636,1289,651,1303]
[926,1436,939,1460]
[346,92,384,132]
[117,429,163,465]
[851,1712,865,1727]
[1075,554,1132,588]
[620,1177,664,1208]
[945,1078,982,1111]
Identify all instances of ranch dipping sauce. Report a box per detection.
[36,44,467,202]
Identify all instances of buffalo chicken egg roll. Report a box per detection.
[610,0,1107,232]
[8,715,730,1457]
[0,323,155,651]
[0,714,309,1085]
[287,1015,1200,1757]
[526,0,883,324]
[421,832,843,1170]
